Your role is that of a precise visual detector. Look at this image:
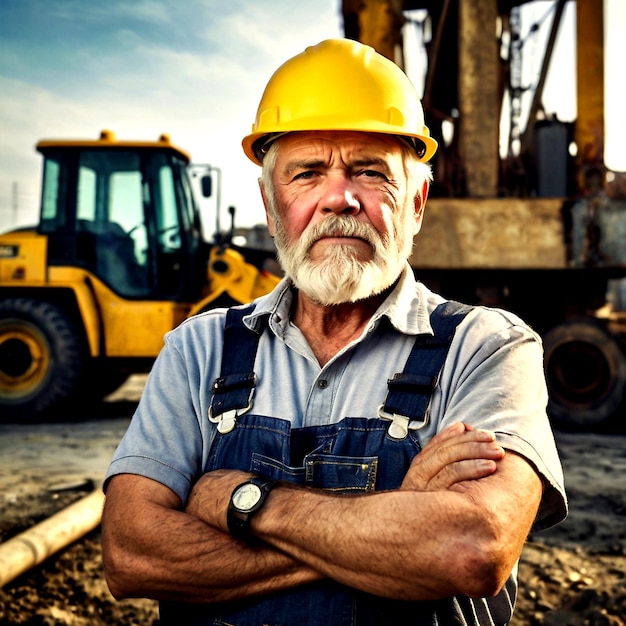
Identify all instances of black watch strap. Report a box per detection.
[227,477,276,540]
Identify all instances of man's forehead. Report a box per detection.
[276,131,404,162]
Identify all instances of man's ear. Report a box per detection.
[259,179,276,237]
[413,180,429,235]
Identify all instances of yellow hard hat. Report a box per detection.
[242,38,438,166]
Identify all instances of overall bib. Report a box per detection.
[160,302,517,625]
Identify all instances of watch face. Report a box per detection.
[232,483,262,512]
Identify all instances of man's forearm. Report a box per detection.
[252,483,483,600]
[102,475,321,604]
[188,478,502,601]
[248,451,541,601]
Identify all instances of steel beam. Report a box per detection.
[575,0,605,193]
[458,0,500,197]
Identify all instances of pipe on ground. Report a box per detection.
[0,489,105,587]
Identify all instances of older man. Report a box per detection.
[101,39,566,625]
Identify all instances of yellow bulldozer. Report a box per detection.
[0,130,279,422]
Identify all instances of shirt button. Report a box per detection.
[317,379,329,389]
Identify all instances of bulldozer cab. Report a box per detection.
[37,132,208,301]
[0,131,279,423]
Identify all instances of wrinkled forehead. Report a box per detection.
[273,130,406,166]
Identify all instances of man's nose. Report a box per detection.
[322,173,361,215]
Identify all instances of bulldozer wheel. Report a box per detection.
[0,298,85,422]
[543,318,626,431]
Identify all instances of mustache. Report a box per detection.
[302,216,381,250]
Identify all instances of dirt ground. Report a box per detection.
[0,375,624,625]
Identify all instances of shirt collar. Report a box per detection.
[243,263,434,338]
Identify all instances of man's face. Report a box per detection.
[262,130,426,305]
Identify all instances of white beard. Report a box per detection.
[273,214,413,305]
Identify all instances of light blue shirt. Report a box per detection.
[105,264,567,530]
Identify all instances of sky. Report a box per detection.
[0,0,624,235]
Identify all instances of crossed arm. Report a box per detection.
[101,422,542,604]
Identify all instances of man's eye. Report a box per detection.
[293,171,316,180]
[361,169,387,180]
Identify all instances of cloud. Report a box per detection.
[0,77,107,227]
[0,0,345,232]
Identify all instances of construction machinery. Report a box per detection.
[0,130,280,422]
[342,0,626,430]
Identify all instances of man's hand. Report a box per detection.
[185,469,253,533]
[401,422,505,491]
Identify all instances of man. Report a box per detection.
[101,39,567,625]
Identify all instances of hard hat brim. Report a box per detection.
[243,128,438,166]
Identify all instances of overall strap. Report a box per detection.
[380,300,473,438]
[209,304,262,432]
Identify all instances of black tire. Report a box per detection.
[84,362,130,399]
[543,318,626,431]
[0,298,86,422]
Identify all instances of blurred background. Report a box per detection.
[1,0,624,232]
[1,0,626,430]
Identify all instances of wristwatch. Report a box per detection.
[227,477,276,540]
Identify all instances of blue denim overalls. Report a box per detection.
[160,301,517,625]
